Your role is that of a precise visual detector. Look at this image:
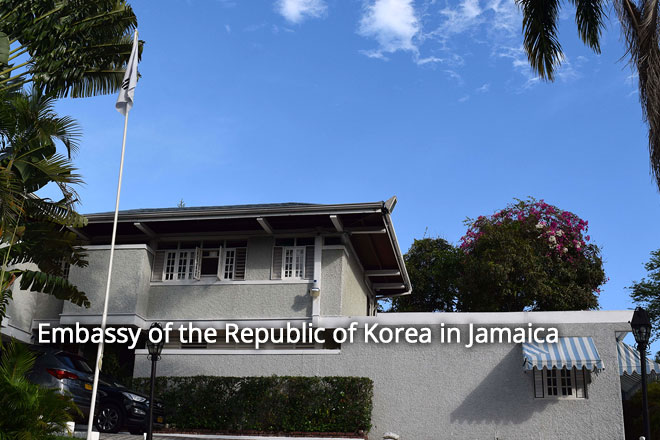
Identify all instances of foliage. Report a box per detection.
[516,0,660,192]
[0,0,142,97]
[629,249,660,341]
[98,345,133,384]
[130,376,373,434]
[623,381,660,439]
[0,88,90,329]
[0,339,79,439]
[458,198,605,311]
[389,238,462,312]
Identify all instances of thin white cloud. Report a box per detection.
[444,69,464,85]
[475,82,490,93]
[358,0,421,58]
[276,0,327,23]
[438,0,484,36]
[416,53,465,66]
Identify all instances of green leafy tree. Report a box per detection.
[629,249,660,341]
[0,340,80,439]
[458,198,606,311]
[388,238,462,312]
[0,88,90,330]
[516,0,660,192]
[623,381,660,439]
[0,0,141,97]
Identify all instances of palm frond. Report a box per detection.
[570,0,607,52]
[615,0,660,191]
[516,0,564,80]
[23,197,87,227]
[17,269,90,307]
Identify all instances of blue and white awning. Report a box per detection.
[618,341,660,376]
[522,337,604,371]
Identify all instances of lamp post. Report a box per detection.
[631,307,652,440]
[146,322,164,440]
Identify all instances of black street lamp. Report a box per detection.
[146,322,164,440]
[631,307,653,440]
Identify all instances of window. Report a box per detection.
[163,249,200,280]
[54,257,71,279]
[152,240,247,281]
[533,367,587,399]
[271,238,315,280]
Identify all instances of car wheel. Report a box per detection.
[95,403,123,433]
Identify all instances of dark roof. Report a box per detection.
[86,202,313,217]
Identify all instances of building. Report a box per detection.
[1,198,656,439]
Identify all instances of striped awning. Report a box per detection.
[618,341,660,376]
[522,337,604,371]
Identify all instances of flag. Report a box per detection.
[116,31,139,115]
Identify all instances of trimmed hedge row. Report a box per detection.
[130,376,373,433]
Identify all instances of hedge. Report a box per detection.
[130,376,373,433]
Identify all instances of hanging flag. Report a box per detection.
[116,30,139,115]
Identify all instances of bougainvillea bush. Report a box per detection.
[458,198,606,312]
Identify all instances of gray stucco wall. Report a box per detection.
[321,249,343,316]
[134,321,626,440]
[5,266,38,337]
[341,252,369,316]
[64,247,152,317]
[245,237,273,281]
[3,263,44,340]
[55,241,371,323]
[147,283,311,320]
[32,292,64,321]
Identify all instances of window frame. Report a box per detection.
[533,367,588,400]
[163,248,200,281]
[157,240,247,282]
[281,246,306,279]
[222,247,237,280]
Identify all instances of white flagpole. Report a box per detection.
[86,30,137,439]
[86,109,130,440]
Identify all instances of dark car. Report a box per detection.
[94,374,165,434]
[27,345,94,421]
[25,345,164,434]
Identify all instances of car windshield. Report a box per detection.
[57,354,93,373]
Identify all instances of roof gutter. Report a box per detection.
[380,196,412,298]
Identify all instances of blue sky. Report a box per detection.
[50,0,660,331]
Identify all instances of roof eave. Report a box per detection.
[85,201,386,224]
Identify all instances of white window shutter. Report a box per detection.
[575,368,586,398]
[272,246,283,280]
[533,368,544,398]
[152,251,166,281]
[193,247,202,280]
[216,246,224,279]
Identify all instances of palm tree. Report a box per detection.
[516,0,660,191]
[0,88,90,330]
[0,0,142,98]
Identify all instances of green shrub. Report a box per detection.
[0,340,79,440]
[131,375,373,433]
[623,381,660,439]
